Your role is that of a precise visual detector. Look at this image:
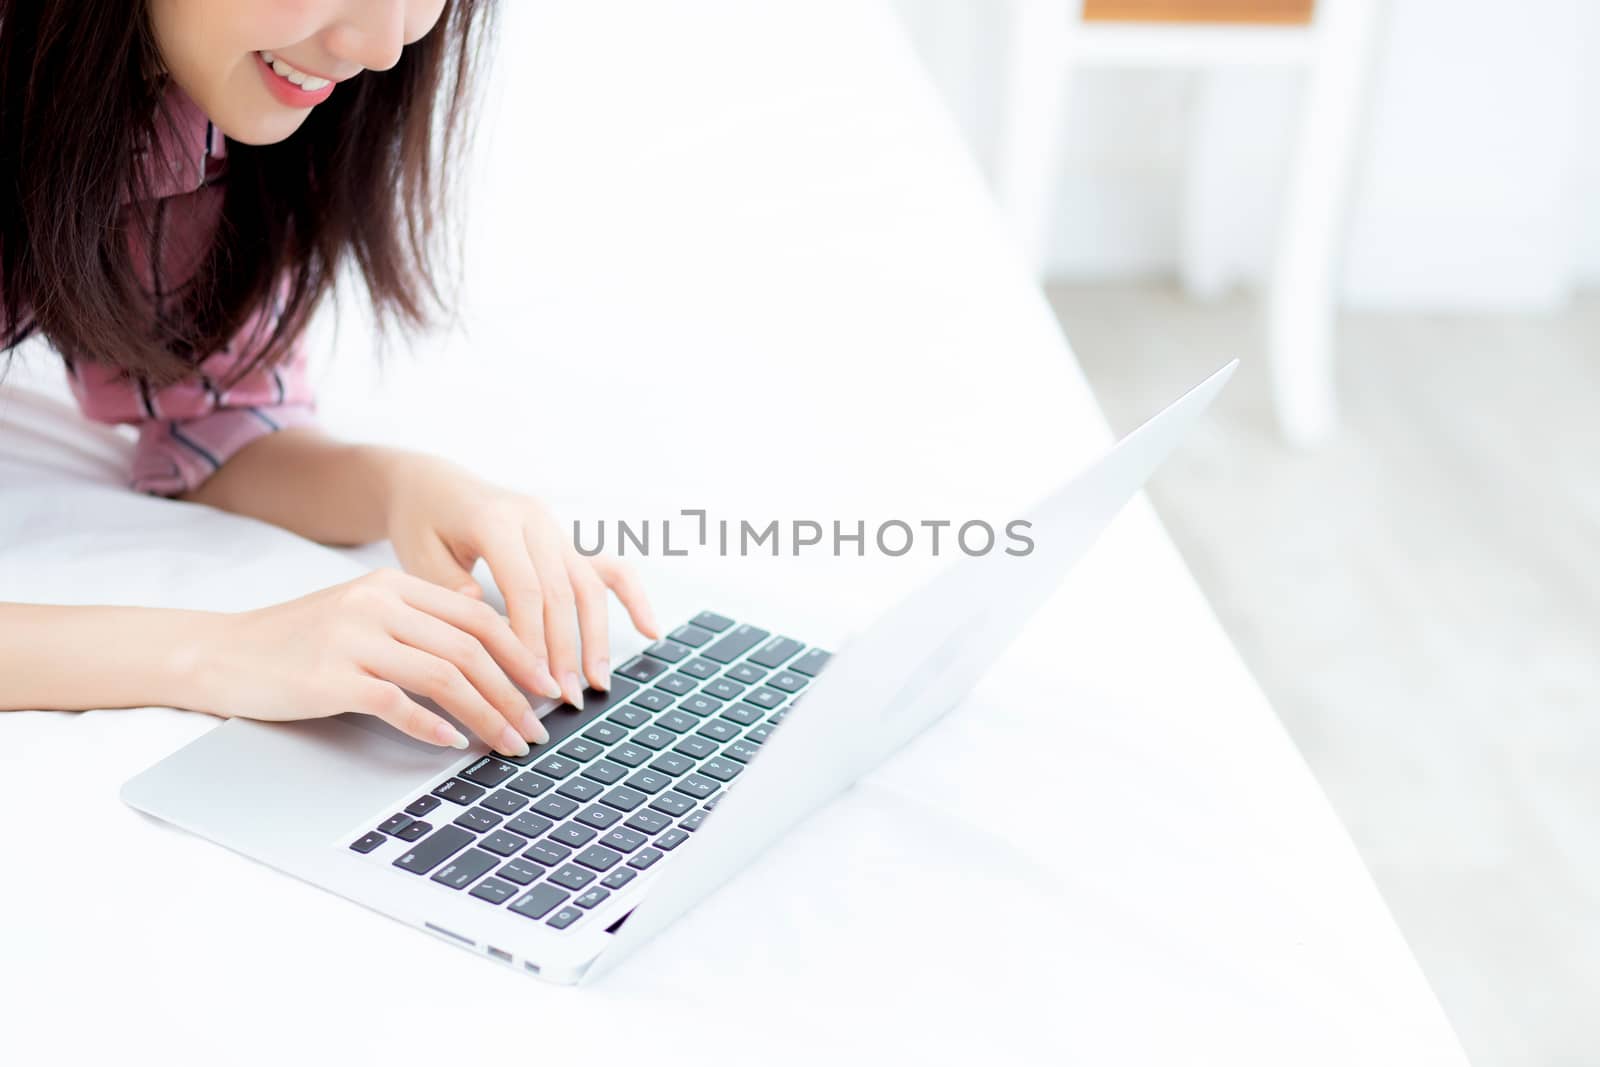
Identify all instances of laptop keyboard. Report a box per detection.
[346,611,829,933]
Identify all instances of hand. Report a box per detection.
[380,454,661,706]
[195,569,556,755]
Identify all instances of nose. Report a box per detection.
[323,1,407,72]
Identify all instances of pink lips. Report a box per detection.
[254,52,336,108]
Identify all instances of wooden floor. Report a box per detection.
[1048,282,1600,1067]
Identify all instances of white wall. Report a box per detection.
[893,0,1598,311]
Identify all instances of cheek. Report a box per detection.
[404,0,451,44]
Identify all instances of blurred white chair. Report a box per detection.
[994,0,1380,446]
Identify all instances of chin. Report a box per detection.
[209,104,312,147]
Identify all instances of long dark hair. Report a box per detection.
[0,1,493,388]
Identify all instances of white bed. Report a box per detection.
[0,3,1466,1064]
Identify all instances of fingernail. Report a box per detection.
[498,725,531,758]
[595,660,611,691]
[520,708,549,745]
[563,672,584,707]
[436,721,469,749]
[536,668,563,700]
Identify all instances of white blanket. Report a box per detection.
[0,3,1467,1064]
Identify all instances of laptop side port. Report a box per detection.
[487,946,512,963]
[424,922,474,946]
[524,961,542,975]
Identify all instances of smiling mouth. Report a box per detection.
[257,50,333,92]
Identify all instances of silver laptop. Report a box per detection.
[121,361,1235,984]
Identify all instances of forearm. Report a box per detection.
[0,602,217,712]
[179,427,413,546]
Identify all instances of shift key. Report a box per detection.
[392,825,474,875]
[702,624,770,664]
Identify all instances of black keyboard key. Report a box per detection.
[627,848,664,870]
[432,778,486,806]
[632,727,673,750]
[601,786,649,812]
[608,743,650,767]
[656,829,690,851]
[648,791,695,817]
[377,813,412,836]
[690,611,734,632]
[768,670,808,693]
[524,839,573,867]
[679,657,720,680]
[462,756,518,788]
[743,687,785,710]
[656,673,699,696]
[790,648,832,676]
[575,887,611,909]
[396,820,432,842]
[630,688,675,711]
[575,804,622,830]
[506,812,555,839]
[506,772,555,798]
[680,695,723,717]
[643,639,691,663]
[625,809,672,834]
[601,867,637,889]
[497,858,543,885]
[680,810,708,831]
[581,759,627,785]
[649,753,693,776]
[548,864,596,890]
[601,827,647,852]
[452,807,501,833]
[404,795,441,818]
[669,623,713,648]
[701,758,742,782]
[769,707,790,724]
[557,777,604,802]
[726,662,767,684]
[509,884,568,920]
[481,830,528,857]
[723,740,760,763]
[656,710,697,734]
[704,678,745,701]
[616,655,666,683]
[431,848,497,889]
[393,825,474,875]
[626,769,672,794]
[750,636,803,668]
[531,794,580,820]
[674,774,719,799]
[558,738,604,762]
[605,706,650,729]
[350,831,385,854]
[481,789,528,816]
[703,624,769,664]
[746,723,774,744]
[721,702,763,726]
[697,718,739,742]
[586,718,632,742]
[549,822,598,847]
[703,793,722,810]
[574,845,623,872]
[531,754,579,780]
[547,906,582,929]
[470,876,517,904]
[673,735,717,759]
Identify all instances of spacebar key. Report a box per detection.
[392,825,474,875]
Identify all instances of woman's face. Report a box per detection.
[148,0,450,145]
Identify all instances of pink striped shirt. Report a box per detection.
[58,88,317,497]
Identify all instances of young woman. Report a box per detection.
[0,1,659,757]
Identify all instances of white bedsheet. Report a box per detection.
[0,3,1467,1064]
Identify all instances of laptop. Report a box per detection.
[121,361,1236,984]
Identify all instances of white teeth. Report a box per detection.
[260,51,329,93]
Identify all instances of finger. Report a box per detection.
[474,522,562,700]
[389,571,558,727]
[367,640,529,757]
[566,552,611,691]
[386,601,548,747]
[590,554,661,639]
[393,530,481,599]
[352,677,468,750]
[525,522,582,707]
